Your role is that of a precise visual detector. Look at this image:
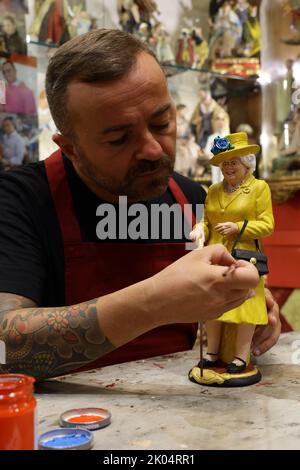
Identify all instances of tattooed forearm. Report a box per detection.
[0,293,115,380]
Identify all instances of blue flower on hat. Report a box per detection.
[211,136,235,155]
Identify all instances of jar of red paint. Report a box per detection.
[0,374,36,450]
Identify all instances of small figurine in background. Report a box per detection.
[175,103,204,177]
[117,0,140,33]
[175,133,203,177]
[282,0,300,44]
[208,0,226,27]
[189,132,275,387]
[68,6,92,38]
[234,0,250,31]
[190,27,209,69]
[190,87,224,148]
[243,5,261,57]
[287,0,300,34]
[208,0,242,59]
[155,24,174,64]
[30,0,71,45]
[117,0,159,35]
[204,108,230,183]
[176,28,194,67]
[176,103,191,140]
[137,21,150,43]
[279,106,300,157]
[135,0,160,29]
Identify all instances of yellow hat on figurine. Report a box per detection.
[209,132,260,166]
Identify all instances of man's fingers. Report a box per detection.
[221,262,259,290]
[195,246,259,290]
[197,244,235,267]
[217,291,253,316]
[252,327,276,356]
[251,288,281,356]
[252,314,281,356]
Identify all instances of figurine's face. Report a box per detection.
[249,6,257,17]
[223,2,232,15]
[63,52,176,202]
[199,90,211,104]
[213,113,227,132]
[220,157,248,186]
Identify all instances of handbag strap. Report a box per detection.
[231,220,261,252]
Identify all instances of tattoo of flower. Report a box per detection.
[47,311,69,333]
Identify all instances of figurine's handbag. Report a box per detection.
[231,220,269,276]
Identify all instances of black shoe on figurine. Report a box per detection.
[197,353,218,368]
[226,357,247,374]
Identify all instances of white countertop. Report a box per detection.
[36,332,300,450]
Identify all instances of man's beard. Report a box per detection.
[78,151,175,201]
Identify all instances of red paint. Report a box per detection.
[67,415,104,423]
[0,374,36,450]
[105,383,116,388]
[255,381,274,387]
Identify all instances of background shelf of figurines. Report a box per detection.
[1,0,298,199]
[22,0,263,187]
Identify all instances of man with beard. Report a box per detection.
[0,29,280,380]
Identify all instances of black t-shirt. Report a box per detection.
[0,156,206,307]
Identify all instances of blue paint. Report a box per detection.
[45,433,88,448]
[39,428,93,450]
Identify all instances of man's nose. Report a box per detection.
[134,130,164,161]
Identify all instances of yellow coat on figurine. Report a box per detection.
[203,167,274,325]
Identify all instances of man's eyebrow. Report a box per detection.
[101,103,171,134]
[151,103,171,118]
[102,124,131,134]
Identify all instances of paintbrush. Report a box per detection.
[222,261,238,277]
[199,321,203,377]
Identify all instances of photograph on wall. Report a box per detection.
[0,53,38,169]
[0,55,37,115]
[0,111,39,169]
[0,9,27,56]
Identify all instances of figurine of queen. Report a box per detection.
[189,132,274,387]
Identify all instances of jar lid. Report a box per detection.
[0,374,35,402]
[59,407,111,431]
[0,374,35,390]
[38,428,94,450]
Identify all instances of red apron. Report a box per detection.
[45,150,197,369]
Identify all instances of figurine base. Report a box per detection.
[188,363,261,387]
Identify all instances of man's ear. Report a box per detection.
[52,133,80,164]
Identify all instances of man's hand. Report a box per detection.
[150,244,260,325]
[215,222,239,236]
[251,287,281,356]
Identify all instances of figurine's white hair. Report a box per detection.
[220,155,256,173]
[239,154,256,173]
